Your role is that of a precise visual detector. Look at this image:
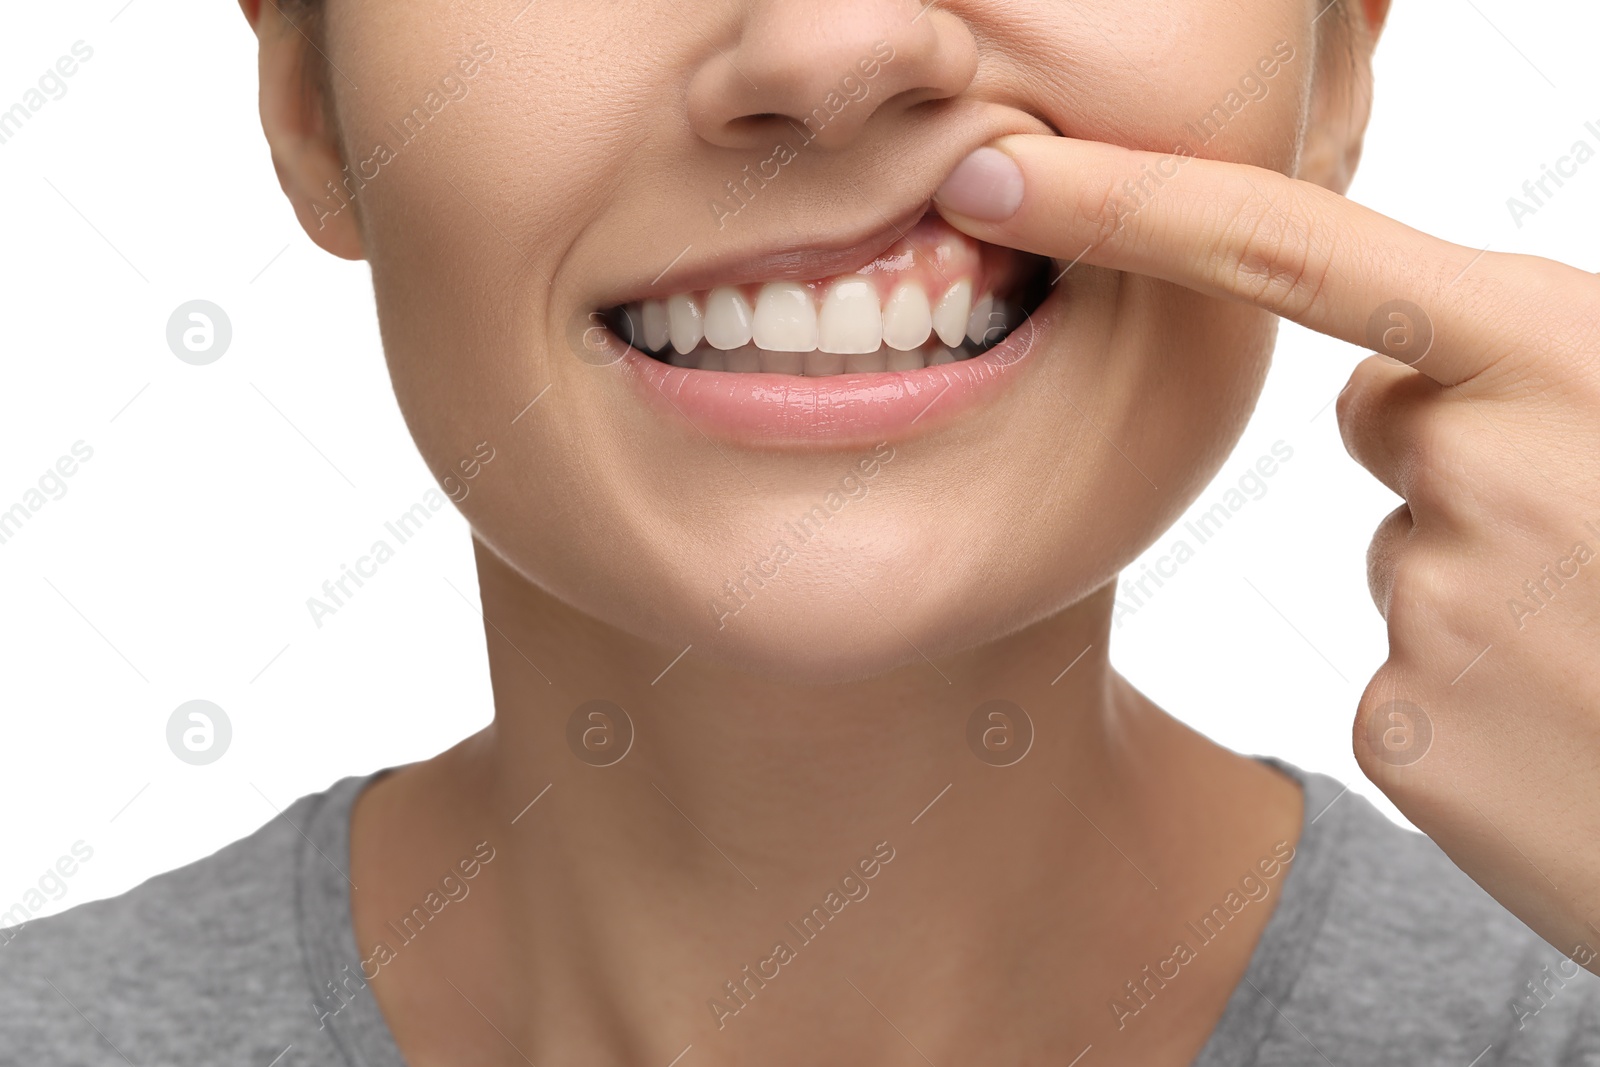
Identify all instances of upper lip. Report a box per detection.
[593,109,1059,310]
[603,198,934,308]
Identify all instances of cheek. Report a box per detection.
[1007,0,1312,173]
[325,0,1301,682]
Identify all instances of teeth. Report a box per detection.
[882,283,933,351]
[642,299,670,353]
[966,293,996,346]
[992,299,1017,335]
[818,277,883,355]
[674,340,978,374]
[803,350,846,376]
[752,282,819,353]
[724,345,761,373]
[759,349,805,375]
[844,350,888,374]
[932,280,972,348]
[668,294,704,354]
[704,287,754,350]
[625,278,1024,372]
[886,347,923,372]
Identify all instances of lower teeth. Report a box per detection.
[661,341,984,375]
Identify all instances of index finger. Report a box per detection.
[933,135,1559,386]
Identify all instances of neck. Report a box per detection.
[349,536,1303,1066]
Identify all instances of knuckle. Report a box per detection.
[1335,355,1395,433]
[1365,505,1410,610]
[1473,255,1600,378]
[1383,550,1457,631]
[1219,195,1334,321]
[1350,668,1434,780]
[1078,171,1134,253]
[1404,411,1483,515]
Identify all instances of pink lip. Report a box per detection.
[613,293,1054,449]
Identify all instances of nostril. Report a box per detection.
[725,114,784,138]
[685,5,978,153]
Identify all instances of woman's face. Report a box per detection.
[306,0,1333,681]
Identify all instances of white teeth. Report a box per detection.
[627,275,1021,373]
[704,287,754,350]
[882,283,933,351]
[966,292,996,346]
[932,280,972,348]
[642,299,670,353]
[818,277,883,355]
[886,347,923,372]
[668,294,704,354]
[752,282,819,353]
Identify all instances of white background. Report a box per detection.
[1,0,1596,924]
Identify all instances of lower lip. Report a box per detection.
[613,294,1057,448]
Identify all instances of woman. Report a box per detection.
[5,0,1599,1063]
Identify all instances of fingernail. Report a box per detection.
[934,146,1024,222]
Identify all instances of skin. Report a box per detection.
[232,0,1591,1063]
[939,133,1600,973]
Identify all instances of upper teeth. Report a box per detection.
[752,282,817,352]
[632,276,1011,358]
[819,278,881,354]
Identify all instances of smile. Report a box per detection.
[603,215,1051,375]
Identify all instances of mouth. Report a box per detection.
[600,214,1053,376]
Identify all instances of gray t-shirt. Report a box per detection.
[3,761,1597,1065]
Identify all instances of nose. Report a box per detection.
[686,1,978,151]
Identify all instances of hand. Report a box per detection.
[935,135,1600,969]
